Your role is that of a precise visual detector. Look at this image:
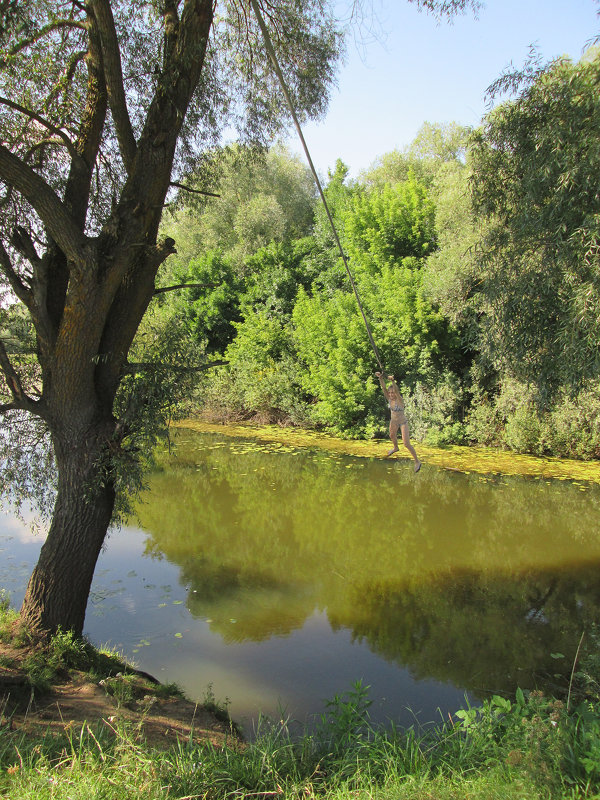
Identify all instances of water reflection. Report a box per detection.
[136,431,600,700]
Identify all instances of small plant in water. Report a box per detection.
[201,683,232,725]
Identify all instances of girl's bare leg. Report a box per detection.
[401,423,421,472]
[386,420,400,456]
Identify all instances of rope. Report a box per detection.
[249,0,386,375]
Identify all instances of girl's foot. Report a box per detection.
[385,447,399,458]
[414,461,421,473]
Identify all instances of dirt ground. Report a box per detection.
[0,640,237,750]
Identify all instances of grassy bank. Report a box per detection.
[2,674,600,799]
[2,585,600,799]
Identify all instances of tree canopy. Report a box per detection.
[469,52,600,395]
[163,50,600,458]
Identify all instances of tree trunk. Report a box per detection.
[20,422,116,637]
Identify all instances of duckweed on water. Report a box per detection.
[174,420,600,486]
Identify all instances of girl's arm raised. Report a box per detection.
[375,371,389,400]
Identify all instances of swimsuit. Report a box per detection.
[389,402,407,425]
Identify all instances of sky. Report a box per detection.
[284,0,599,177]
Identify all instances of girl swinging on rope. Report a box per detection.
[375,372,421,473]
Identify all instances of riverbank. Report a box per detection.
[175,419,600,485]
[0,601,236,752]
[2,595,600,797]
[2,645,600,799]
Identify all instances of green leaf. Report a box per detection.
[515,687,525,707]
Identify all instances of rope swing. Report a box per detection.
[249,0,386,375]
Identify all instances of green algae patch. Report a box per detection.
[173,420,600,485]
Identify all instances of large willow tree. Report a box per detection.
[0,0,477,637]
[469,51,600,396]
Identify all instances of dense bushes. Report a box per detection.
[150,85,600,458]
[464,380,600,459]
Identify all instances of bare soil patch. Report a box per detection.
[0,640,237,750]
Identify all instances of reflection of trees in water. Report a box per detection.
[137,432,600,689]
[328,569,600,698]
[180,559,318,643]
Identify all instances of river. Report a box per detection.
[2,427,599,735]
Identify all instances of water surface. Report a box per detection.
[2,429,599,734]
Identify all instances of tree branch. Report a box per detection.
[93,0,215,401]
[169,181,220,198]
[6,19,87,60]
[0,338,39,414]
[153,282,217,295]
[89,0,137,173]
[61,9,108,230]
[23,138,79,164]
[0,238,55,357]
[0,97,81,161]
[0,240,33,307]
[10,226,41,266]
[163,2,180,63]
[0,144,88,268]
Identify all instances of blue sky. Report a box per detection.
[285,0,599,177]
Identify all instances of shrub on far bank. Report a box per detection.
[401,372,467,446]
[464,379,600,460]
[544,388,600,460]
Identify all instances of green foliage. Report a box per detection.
[470,52,600,393]
[316,680,373,753]
[293,258,462,437]
[462,379,600,458]
[313,159,360,251]
[227,310,293,366]
[98,673,140,709]
[201,683,234,727]
[107,306,214,522]
[345,174,436,270]
[175,158,463,437]
[288,172,462,437]
[502,400,543,457]
[242,238,321,317]
[2,679,600,799]
[0,590,18,643]
[163,144,317,273]
[293,288,380,436]
[464,390,504,447]
[422,161,484,331]
[361,121,471,189]
[149,76,600,457]
[401,373,466,445]
[204,311,309,425]
[409,121,471,165]
[362,260,462,380]
[0,624,115,693]
[454,691,568,791]
[174,249,243,355]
